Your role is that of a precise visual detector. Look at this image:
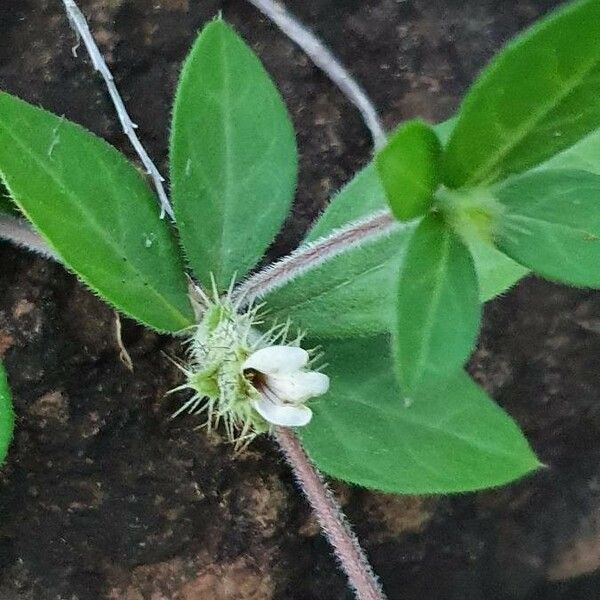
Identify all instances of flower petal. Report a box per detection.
[251,396,313,427]
[267,371,330,403]
[243,345,309,375]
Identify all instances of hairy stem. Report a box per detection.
[275,427,387,600]
[233,210,398,307]
[246,0,386,149]
[61,0,174,219]
[0,206,400,304]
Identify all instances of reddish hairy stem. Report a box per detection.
[275,426,387,600]
[233,210,397,307]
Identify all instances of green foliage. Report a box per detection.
[306,163,388,240]
[263,163,526,339]
[0,362,14,466]
[495,169,600,287]
[394,214,480,394]
[0,92,194,333]
[442,0,600,188]
[540,126,600,176]
[465,236,528,300]
[4,6,600,496]
[265,227,411,338]
[376,120,441,221]
[300,337,539,493]
[306,121,455,241]
[170,19,298,290]
[264,221,526,339]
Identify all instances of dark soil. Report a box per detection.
[2,1,600,599]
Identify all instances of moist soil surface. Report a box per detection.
[2,1,600,599]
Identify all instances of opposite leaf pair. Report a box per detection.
[0,18,298,334]
[0,18,299,465]
[391,167,600,397]
[264,0,600,343]
[376,0,600,396]
[379,0,600,224]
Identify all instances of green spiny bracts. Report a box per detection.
[170,280,329,448]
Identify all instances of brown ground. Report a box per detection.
[2,1,600,599]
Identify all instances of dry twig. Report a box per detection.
[61,0,174,219]
[246,0,386,148]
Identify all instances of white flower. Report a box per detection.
[243,345,329,427]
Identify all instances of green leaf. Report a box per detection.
[300,337,539,494]
[265,226,413,338]
[308,122,599,241]
[495,169,600,288]
[442,0,600,188]
[0,92,194,333]
[263,166,524,339]
[394,214,481,394]
[376,120,442,221]
[306,162,389,241]
[466,235,528,300]
[0,362,14,466]
[170,19,298,290]
[540,126,600,176]
[307,118,455,240]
